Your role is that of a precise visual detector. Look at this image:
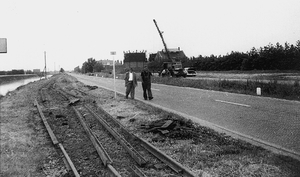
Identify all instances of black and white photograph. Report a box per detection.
[1,0,300,176]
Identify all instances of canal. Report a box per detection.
[0,76,51,96]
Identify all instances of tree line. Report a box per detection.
[74,58,104,73]
[74,40,300,73]
[191,40,300,71]
[0,69,34,75]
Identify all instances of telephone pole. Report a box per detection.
[44,51,47,79]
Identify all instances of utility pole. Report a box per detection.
[44,51,47,79]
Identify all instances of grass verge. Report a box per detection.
[150,77,300,101]
[91,71,300,101]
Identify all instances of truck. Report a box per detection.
[160,61,186,77]
[153,19,185,77]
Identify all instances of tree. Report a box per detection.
[74,66,81,73]
[223,52,247,70]
[148,60,163,72]
[241,58,253,70]
[81,58,97,73]
[25,70,33,74]
[93,62,104,72]
[11,69,25,75]
[60,68,65,73]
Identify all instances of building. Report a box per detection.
[123,51,147,70]
[154,47,187,62]
[33,69,41,73]
[98,59,122,66]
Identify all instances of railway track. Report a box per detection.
[34,76,197,176]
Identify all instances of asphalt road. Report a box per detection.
[70,73,300,158]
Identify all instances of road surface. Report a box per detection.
[69,73,300,159]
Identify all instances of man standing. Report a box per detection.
[124,68,138,99]
[141,65,153,100]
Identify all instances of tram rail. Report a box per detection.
[35,78,197,177]
[34,99,80,177]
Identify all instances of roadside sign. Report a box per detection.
[0,38,7,53]
[111,51,116,98]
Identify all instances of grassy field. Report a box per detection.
[91,70,300,101]
[151,77,300,101]
[195,70,300,82]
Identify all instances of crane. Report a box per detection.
[153,19,172,62]
[153,19,183,75]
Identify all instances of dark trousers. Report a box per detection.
[142,82,152,99]
[125,81,135,99]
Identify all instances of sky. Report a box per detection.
[0,0,299,71]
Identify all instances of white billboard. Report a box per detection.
[0,38,7,53]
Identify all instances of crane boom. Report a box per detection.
[153,19,172,61]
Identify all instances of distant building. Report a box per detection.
[123,51,147,70]
[98,59,122,66]
[154,47,187,62]
[33,69,40,72]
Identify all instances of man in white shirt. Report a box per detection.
[124,68,138,99]
[129,71,133,81]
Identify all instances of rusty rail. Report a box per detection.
[41,88,122,176]
[34,99,80,177]
[40,88,47,102]
[72,106,121,177]
[34,99,58,144]
[56,86,195,176]
[137,137,196,177]
[92,103,197,177]
[84,105,147,167]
